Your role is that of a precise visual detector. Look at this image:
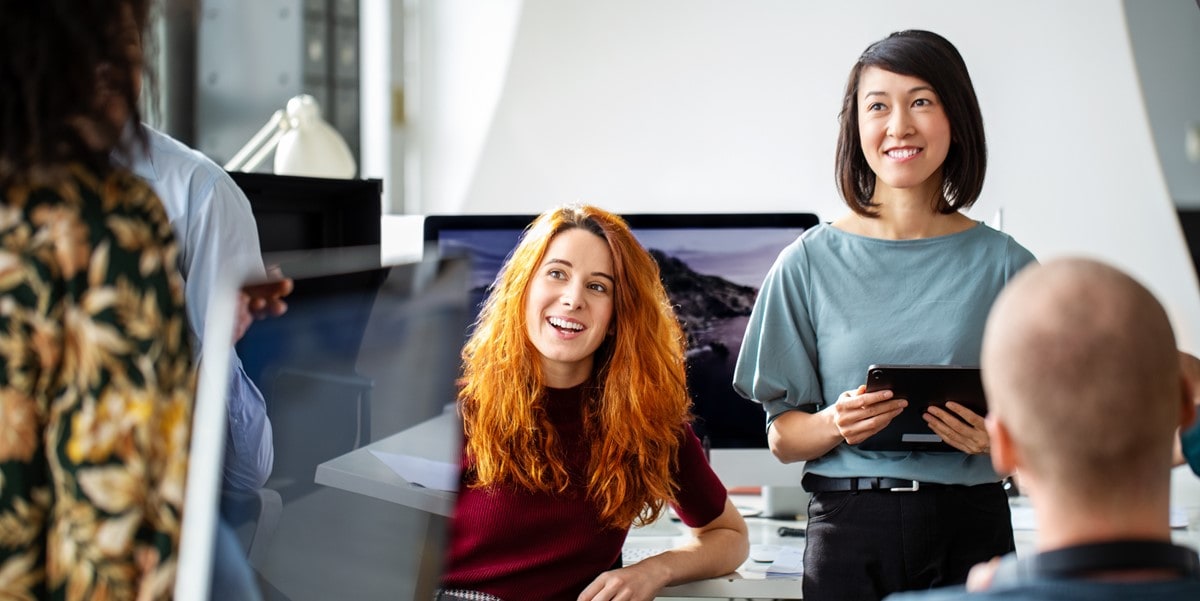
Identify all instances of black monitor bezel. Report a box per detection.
[423,212,820,244]
[229,171,383,254]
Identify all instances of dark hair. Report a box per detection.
[834,29,987,216]
[0,0,152,186]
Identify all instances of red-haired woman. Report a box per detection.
[438,205,749,601]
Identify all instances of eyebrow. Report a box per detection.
[543,258,616,284]
[862,85,936,99]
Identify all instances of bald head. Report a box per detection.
[981,258,1180,497]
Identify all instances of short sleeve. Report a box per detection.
[669,424,727,527]
[732,239,823,425]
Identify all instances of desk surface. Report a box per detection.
[628,497,806,599]
[314,419,1197,599]
[314,411,458,516]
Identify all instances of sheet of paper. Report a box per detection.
[766,546,804,575]
[1169,506,1188,529]
[1009,505,1038,530]
[369,450,459,491]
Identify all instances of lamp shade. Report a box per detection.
[273,95,357,179]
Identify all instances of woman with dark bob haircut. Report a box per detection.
[735,30,1037,600]
[439,204,748,601]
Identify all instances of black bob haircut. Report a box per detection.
[834,29,987,217]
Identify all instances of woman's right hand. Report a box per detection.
[831,385,907,445]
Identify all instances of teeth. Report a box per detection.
[548,317,584,331]
[887,148,920,159]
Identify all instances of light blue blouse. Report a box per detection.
[733,221,1036,485]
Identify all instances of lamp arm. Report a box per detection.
[239,128,287,174]
[224,109,289,171]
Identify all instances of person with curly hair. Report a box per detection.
[0,1,194,598]
[438,204,749,601]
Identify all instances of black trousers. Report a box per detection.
[802,481,1014,601]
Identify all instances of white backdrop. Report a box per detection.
[400,0,1200,349]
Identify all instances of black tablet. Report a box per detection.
[855,364,987,452]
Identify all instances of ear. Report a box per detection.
[986,415,1018,477]
[1180,370,1198,432]
[1177,351,1200,430]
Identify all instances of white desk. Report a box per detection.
[314,411,458,517]
[628,497,806,599]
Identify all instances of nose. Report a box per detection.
[886,106,914,139]
[560,283,587,309]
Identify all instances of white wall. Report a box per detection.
[1125,0,1200,207]
[410,0,1200,350]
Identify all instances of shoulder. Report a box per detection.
[139,126,247,202]
[767,223,830,272]
[957,223,1037,274]
[1,165,182,301]
[141,126,227,180]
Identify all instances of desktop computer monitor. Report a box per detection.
[228,171,383,255]
[422,212,820,488]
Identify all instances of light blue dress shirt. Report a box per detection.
[733,222,1036,485]
[123,125,274,492]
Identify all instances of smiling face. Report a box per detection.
[857,66,952,201]
[524,227,616,388]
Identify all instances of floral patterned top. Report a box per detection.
[0,164,193,600]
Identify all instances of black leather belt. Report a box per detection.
[802,473,958,493]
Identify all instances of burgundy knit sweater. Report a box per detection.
[440,384,727,601]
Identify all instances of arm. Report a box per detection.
[577,498,749,601]
[770,385,906,463]
[176,167,275,490]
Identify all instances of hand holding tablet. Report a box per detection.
[855,364,988,453]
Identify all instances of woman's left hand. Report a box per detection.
[577,563,665,601]
[924,401,990,454]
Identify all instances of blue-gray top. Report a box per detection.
[733,222,1036,485]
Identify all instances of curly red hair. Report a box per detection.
[459,204,692,528]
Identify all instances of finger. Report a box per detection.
[842,406,906,443]
[967,556,1002,592]
[835,398,904,430]
[840,384,867,398]
[924,413,970,443]
[925,413,988,453]
[927,405,981,433]
[840,389,894,409]
[943,401,986,427]
[266,299,289,317]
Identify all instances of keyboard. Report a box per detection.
[621,546,670,566]
[627,519,682,537]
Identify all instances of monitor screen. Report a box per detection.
[423,212,819,450]
[228,172,383,254]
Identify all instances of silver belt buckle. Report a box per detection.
[889,480,920,492]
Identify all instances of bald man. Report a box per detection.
[888,258,1200,601]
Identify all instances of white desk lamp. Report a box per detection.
[225,94,357,179]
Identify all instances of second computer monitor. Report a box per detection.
[423,211,819,452]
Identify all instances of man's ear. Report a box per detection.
[986,415,1018,476]
[1180,371,1198,432]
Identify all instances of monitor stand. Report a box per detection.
[761,485,809,520]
